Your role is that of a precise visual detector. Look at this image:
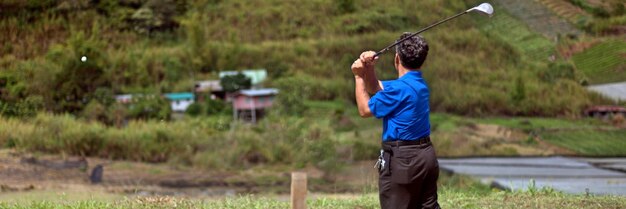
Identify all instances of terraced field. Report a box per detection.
[572,39,626,84]
[535,0,592,24]
[474,3,555,61]
[494,0,582,39]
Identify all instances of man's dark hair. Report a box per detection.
[395,32,429,69]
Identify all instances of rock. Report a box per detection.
[90,164,103,184]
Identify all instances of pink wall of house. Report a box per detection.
[233,95,276,110]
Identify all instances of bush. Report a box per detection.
[205,98,227,115]
[127,96,172,121]
[185,102,203,117]
[81,100,108,122]
[0,96,43,118]
[220,73,251,93]
[334,0,356,14]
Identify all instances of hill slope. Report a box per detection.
[0,0,604,116]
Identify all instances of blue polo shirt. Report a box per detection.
[368,71,430,141]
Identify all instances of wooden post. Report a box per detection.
[291,172,307,209]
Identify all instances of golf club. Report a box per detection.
[374,3,494,57]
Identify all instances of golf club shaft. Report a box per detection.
[374,10,469,57]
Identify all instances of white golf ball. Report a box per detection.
[81,56,87,62]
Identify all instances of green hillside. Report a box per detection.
[571,39,626,84]
[0,0,599,118]
[533,0,626,84]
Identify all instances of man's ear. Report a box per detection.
[394,53,400,68]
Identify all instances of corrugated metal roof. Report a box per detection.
[195,80,223,92]
[164,92,195,100]
[239,88,279,96]
[587,82,626,101]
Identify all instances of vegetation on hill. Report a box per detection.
[0,0,607,119]
[530,0,625,85]
[570,39,626,84]
[0,0,624,173]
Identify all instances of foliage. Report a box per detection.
[334,0,356,14]
[571,39,626,84]
[0,96,42,118]
[81,100,108,123]
[567,0,610,18]
[541,129,626,156]
[127,96,172,121]
[510,76,526,105]
[204,98,227,115]
[130,0,187,34]
[540,61,577,83]
[220,73,251,93]
[184,102,203,116]
[0,111,360,171]
[0,0,612,118]
[184,97,227,117]
[272,76,309,116]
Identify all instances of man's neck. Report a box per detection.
[397,67,419,78]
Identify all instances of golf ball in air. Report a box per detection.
[81,56,87,62]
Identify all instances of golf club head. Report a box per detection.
[467,3,494,17]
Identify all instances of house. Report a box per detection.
[219,69,268,88]
[164,92,195,112]
[194,80,225,100]
[115,94,134,104]
[584,105,626,118]
[232,88,278,123]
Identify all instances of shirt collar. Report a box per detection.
[400,70,423,80]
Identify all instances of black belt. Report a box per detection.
[383,136,431,147]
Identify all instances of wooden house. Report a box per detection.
[232,88,278,122]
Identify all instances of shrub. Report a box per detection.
[81,100,108,122]
[205,98,227,115]
[220,73,251,93]
[127,96,172,121]
[185,102,203,117]
[334,0,356,14]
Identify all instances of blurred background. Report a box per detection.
[0,0,625,208]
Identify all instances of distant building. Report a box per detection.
[584,105,626,118]
[232,88,278,123]
[194,80,225,100]
[164,92,195,112]
[115,94,134,104]
[219,69,268,88]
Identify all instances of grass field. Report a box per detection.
[1,189,625,209]
[541,129,626,156]
[571,39,626,84]
[473,3,555,61]
[430,113,626,156]
[432,113,604,132]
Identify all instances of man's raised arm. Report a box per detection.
[360,51,383,94]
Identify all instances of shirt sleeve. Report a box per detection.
[368,83,404,119]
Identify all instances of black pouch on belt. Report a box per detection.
[389,145,418,184]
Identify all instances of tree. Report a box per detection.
[130,0,187,34]
[220,73,251,93]
[44,30,110,113]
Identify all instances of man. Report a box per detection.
[351,33,440,209]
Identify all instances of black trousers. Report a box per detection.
[379,141,440,209]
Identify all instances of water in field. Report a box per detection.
[439,156,626,195]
